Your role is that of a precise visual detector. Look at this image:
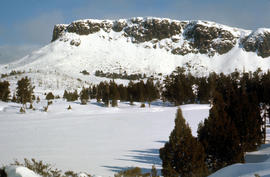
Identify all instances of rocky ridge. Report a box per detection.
[51,17,270,58]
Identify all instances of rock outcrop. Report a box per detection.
[242,29,270,58]
[51,17,270,58]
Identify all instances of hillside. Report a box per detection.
[1,17,270,90]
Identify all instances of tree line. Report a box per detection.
[160,68,270,177]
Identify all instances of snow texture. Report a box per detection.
[0,100,209,177]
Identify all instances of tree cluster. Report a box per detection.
[95,70,148,80]
[89,79,160,107]
[162,67,211,105]
[160,69,270,176]
[63,90,79,102]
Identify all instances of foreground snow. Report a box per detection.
[210,129,270,177]
[5,166,41,177]
[0,100,209,176]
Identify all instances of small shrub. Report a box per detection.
[140,103,145,108]
[55,95,61,99]
[114,167,149,177]
[11,158,92,177]
[36,96,40,103]
[43,106,48,112]
[80,70,90,75]
[67,105,72,110]
[47,101,53,105]
[46,92,54,100]
[12,158,61,177]
[29,103,33,109]
[20,107,25,113]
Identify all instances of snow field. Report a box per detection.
[0,100,210,177]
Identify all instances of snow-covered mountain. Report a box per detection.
[1,17,270,89]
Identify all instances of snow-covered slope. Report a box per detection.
[1,17,270,90]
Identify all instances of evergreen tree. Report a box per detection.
[16,77,34,107]
[80,87,89,104]
[127,81,135,105]
[0,80,10,102]
[46,92,54,100]
[145,78,159,107]
[198,91,243,172]
[102,82,110,106]
[118,84,128,101]
[160,108,208,177]
[109,81,120,107]
[97,82,104,102]
[90,85,97,99]
[138,80,146,103]
[197,77,210,103]
[63,90,68,100]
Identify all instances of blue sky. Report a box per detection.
[0,0,269,63]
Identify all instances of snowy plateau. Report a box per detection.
[1,17,270,177]
[1,17,270,90]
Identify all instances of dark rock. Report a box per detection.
[67,21,101,35]
[185,22,236,55]
[242,30,270,58]
[172,47,189,55]
[124,18,184,43]
[51,24,67,42]
[112,21,127,32]
[70,39,81,46]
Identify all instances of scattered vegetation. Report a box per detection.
[80,70,90,75]
[63,90,79,101]
[114,166,159,177]
[95,70,147,80]
[1,70,25,78]
[10,158,92,177]
[0,158,160,177]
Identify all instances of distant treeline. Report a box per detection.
[94,70,148,80]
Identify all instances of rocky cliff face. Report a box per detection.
[51,17,270,58]
[242,29,270,58]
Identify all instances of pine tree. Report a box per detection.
[102,82,110,106]
[109,81,120,107]
[138,80,146,104]
[160,108,208,177]
[118,84,128,101]
[0,80,10,102]
[46,92,54,100]
[127,81,135,105]
[63,90,68,99]
[80,87,89,104]
[145,78,159,107]
[16,77,34,107]
[198,91,243,172]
